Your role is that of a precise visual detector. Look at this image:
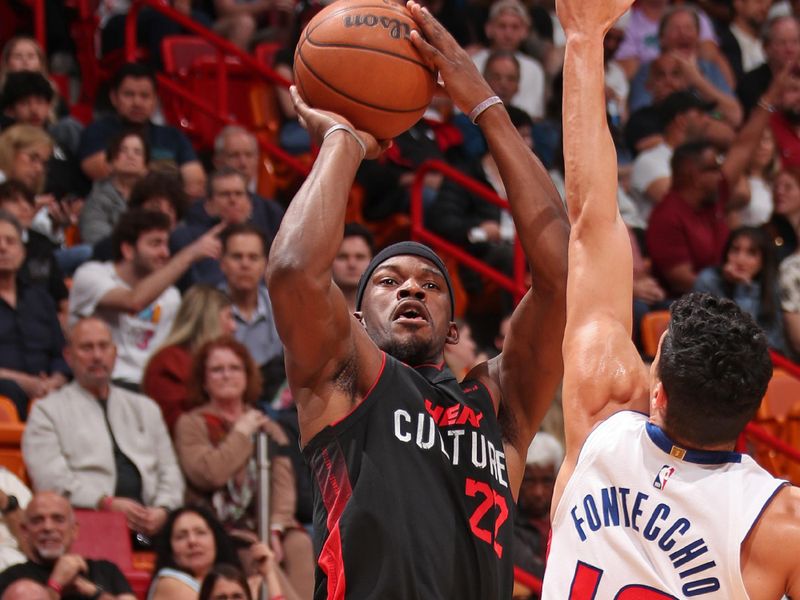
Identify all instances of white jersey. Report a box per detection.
[542,411,787,599]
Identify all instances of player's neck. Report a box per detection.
[649,415,737,452]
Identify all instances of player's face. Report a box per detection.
[170,511,217,578]
[65,319,117,390]
[773,171,800,218]
[132,229,171,274]
[359,255,457,366]
[209,175,251,225]
[518,464,556,518]
[486,11,528,52]
[111,76,157,124]
[24,494,77,561]
[332,236,372,291]
[10,96,51,127]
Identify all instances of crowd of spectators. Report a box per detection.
[3,0,800,597]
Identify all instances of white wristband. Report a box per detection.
[323,123,366,159]
[469,96,503,124]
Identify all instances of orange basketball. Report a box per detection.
[294,0,436,140]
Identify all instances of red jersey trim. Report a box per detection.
[317,446,354,600]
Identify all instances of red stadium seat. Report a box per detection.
[72,509,152,599]
[640,310,670,358]
[0,422,27,484]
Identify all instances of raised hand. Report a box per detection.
[189,221,225,261]
[406,1,494,116]
[556,0,635,37]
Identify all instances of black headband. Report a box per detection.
[354,241,455,316]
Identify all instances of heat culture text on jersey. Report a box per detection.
[570,485,721,596]
[392,396,510,489]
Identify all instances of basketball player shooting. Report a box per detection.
[542,0,800,597]
[266,3,569,598]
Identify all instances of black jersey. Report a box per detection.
[303,353,515,600]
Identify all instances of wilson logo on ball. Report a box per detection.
[342,14,411,39]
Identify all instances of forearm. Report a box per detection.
[562,34,619,224]
[215,0,270,15]
[268,135,362,281]
[479,108,569,289]
[691,75,742,127]
[125,247,195,312]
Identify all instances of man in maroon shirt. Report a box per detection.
[646,140,730,297]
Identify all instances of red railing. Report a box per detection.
[410,159,528,303]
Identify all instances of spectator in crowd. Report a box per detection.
[79,131,149,245]
[199,560,299,600]
[77,63,205,198]
[443,319,487,381]
[0,71,88,200]
[219,224,284,401]
[769,68,800,170]
[148,506,241,600]
[628,6,737,113]
[694,226,787,353]
[630,91,713,223]
[174,338,312,600]
[769,167,800,264]
[92,169,189,262]
[646,140,731,296]
[0,468,31,571]
[729,128,778,228]
[143,285,237,435]
[471,0,546,119]
[0,211,68,420]
[0,37,75,134]
[718,0,771,83]
[22,318,184,542]
[0,579,49,600]
[271,49,312,156]
[738,15,800,114]
[68,209,222,388]
[211,0,296,50]
[614,0,724,78]
[513,432,563,581]
[173,168,274,289]
[212,126,284,238]
[331,223,374,314]
[630,226,669,351]
[0,180,67,307]
[0,491,136,599]
[0,124,52,195]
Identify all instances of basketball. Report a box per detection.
[294,0,437,140]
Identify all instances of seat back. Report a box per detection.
[0,422,26,484]
[640,310,670,358]
[162,35,217,75]
[0,395,20,422]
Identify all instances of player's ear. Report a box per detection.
[445,320,459,345]
[651,382,667,414]
[354,311,366,328]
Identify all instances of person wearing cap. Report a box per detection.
[470,0,546,120]
[266,3,568,598]
[630,90,715,222]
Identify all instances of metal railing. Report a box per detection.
[409,159,528,304]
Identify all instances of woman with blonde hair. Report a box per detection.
[0,124,53,194]
[143,285,237,434]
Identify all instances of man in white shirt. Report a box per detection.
[471,0,546,119]
[68,208,222,388]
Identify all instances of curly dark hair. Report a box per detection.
[658,292,772,446]
[199,564,253,600]
[151,505,241,580]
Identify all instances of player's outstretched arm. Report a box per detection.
[409,1,569,494]
[557,0,649,483]
[267,94,387,431]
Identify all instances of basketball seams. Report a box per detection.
[301,39,434,74]
[295,51,430,114]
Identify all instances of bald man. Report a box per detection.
[0,492,135,599]
[0,578,49,600]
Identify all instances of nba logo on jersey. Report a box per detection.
[653,465,675,490]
